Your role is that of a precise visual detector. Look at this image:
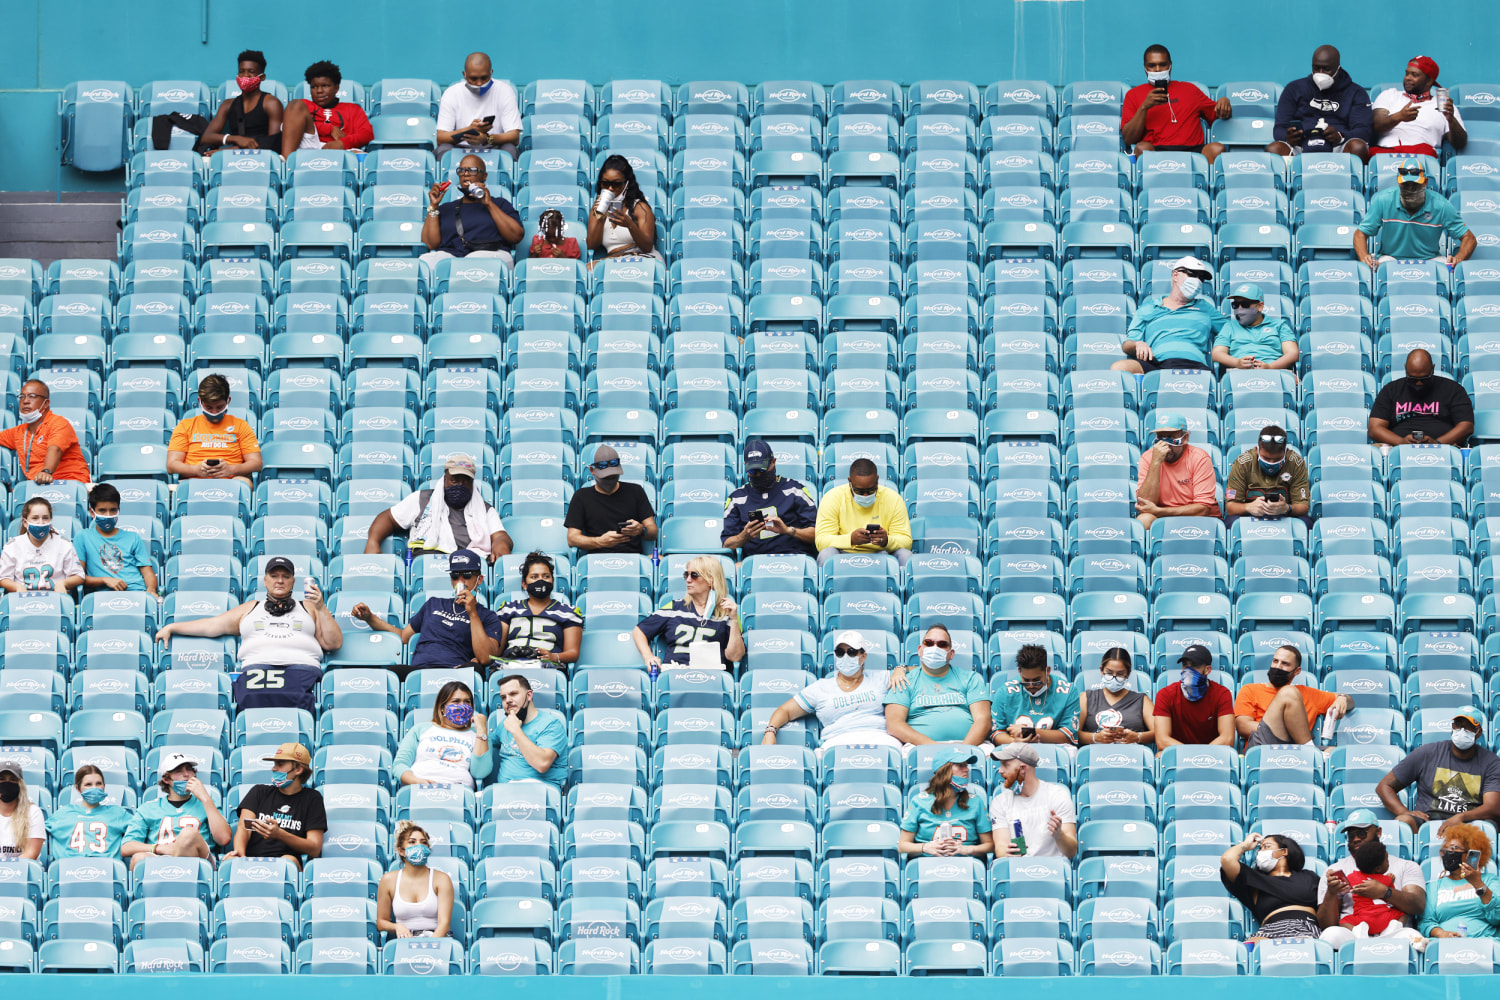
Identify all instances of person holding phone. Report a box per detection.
[1317,811,1426,949]
[493,674,568,788]
[586,155,660,261]
[721,438,817,558]
[1419,822,1500,941]
[1368,348,1475,448]
[435,51,522,157]
[898,747,993,859]
[813,458,913,566]
[1077,648,1155,747]
[166,373,263,485]
[227,743,326,869]
[1267,45,1372,161]
[1120,43,1232,164]
[632,556,744,670]
[564,444,658,555]
[986,644,1080,746]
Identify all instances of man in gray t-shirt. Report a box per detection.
[1378,712,1500,832]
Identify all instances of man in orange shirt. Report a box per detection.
[166,373,263,486]
[1135,410,1219,529]
[0,379,91,484]
[1235,644,1352,747]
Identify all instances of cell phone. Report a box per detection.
[866,523,880,532]
[481,115,496,126]
[1469,850,1483,868]
[437,180,451,193]
[1153,81,1169,92]
[1020,726,1036,739]
[1411,430,1426,443]
[617,521,631,532]
[206,458,221,467]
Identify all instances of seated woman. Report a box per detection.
[377,823,454,939]
[0,758,44,860]
[897,747,993,858]
[393,681,491,789]
[632,557,744,671]
[47,765,131,860]
[762,629,906,747]
[1221,831,1320,940]
[491,551,584,672]
[281,59,373,157]
[197,50,283,152]
[1419,821,1500,941]
[1077,647,1156,746]
[0,497,84,594]
[586,154,660,262]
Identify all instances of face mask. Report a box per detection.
[1101,674,1130,693]
[1232,305,1262,325]
[1352,840,1387,873]
[202,406,228,424]
[834,653,863,677]
[920,646,949,670]
[1266,666,1293,688]
[93,515,117,532]
[18,408,41,425]
[1407,379,1432,396]
[1176,275,1202,300]
[1452,728,1479,751]
[1312,71,1336,91]
[526,580,553,600]
[405,844,431,866]
[1146,70,1170,84]
[271,770,293,789]
[26,523,50,541]
[1442,849,1466,873]
[1258,456,1286,475]
[444,702,474,728]
[464,81,493,97]
[264,595,295,617]
[950,777,968,792]
[0,781,18,803]
[1180,668,1209,701]
[171,780,189,796]
[1255,848,1280,872]
[236,75,262,93]
[80,788,108,806]
[445,482,473,508]
[748,470,775,493]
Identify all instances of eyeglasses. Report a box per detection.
[17,393,46,402]
[834,645,862,657]
[455,166,484,175]
[1259,433,1287,445]
[921,638,951,649]
[591,458,621,470]
[683,570,703,580]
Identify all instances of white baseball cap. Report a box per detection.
[1171,255,1213,278]
[834,630,868,652]
[158,751,202,775]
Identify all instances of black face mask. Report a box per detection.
[748,470,775,493]
[0,781,18,803]
[1407,379,1432,396]
[1352,839,1387,873]
[445,483,473,508]
[264,596,296,617]
[526,580,553,600]
[1442,849,1466,873]
[1266,667,1293,688]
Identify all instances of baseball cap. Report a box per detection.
[0,757,29,779]
[1409,55,1440,82]
[994,743,1041,765]
[933,746,981,768]
[1454,711,1483,730]
[158,751,201,775]
[1396,158,1427,186]
[1229,282,1264,304]
[264,556,295,576]
[1172,255,1213,279]
[448,549,481,575]
[1154,410,1189,433]
[590,444,623,478]
[443,453,476,479]
[1178,644,1214,667]
[1342,808,1381,830]
[262,742,312,766]
[834,629,868,652]
[743,438,773,473]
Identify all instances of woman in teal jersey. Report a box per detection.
[47,765,131,860]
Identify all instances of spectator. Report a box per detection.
[120,752,232,870]
[633,557,744,670]
[195,50,284,152]
[762,630,904,748]
[814,458,913,566]
[1135,411,1220,530]
[884,624,993,746]
[377,822,455,939]
[1235,644,1351,747]
[1419,822,1500,941]
[75,483,158,598]
[227,743,326,867]
[1368,348,1475,447]
[897,747,994,859]
[493,674,568,788]
[586,154,660,261]
[1212,283,1299,371]
[1113,256,1225,374]
[47,765,131,860]
[0,757,43,860]
[564,445,658,555]
[1318,811,1427,950]
[1120,44,1232,164]
[0,497,83,594]
[155,557,342,714]
[1372,56,1467,157]
[1354,159,1475,269]
[1268,44,1373,161]
[492,551,584,670]
[528,209,582,260]
[281,59,372,156]
[0,379,90,484]
[1077,648,1156,747]
[1221,832,1321,940]
[351,549,501,680]
[435,51,522,158]
[365,454,512,564]
[419,154,525,269]
[1378,712,1500,833]
[989,644,1079,746]
[721,438,817,558]
[1153,644,1235,751]
[166,373,263,485]
[990,743,1078,859]
[393,680,491,789]
[1223,425,1311,526]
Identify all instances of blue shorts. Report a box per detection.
[232,664,321,713]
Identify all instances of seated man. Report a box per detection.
[1372,55,1466,157]
[435,51,523,157]
[1368,348,1474,447]
[1113,256,1225,374]
[1268,45,1372,161]
[1234,645,1351,747]
[990,644,1080,746]
[1121,43,1232,163]
[883,625,992,746]
[1211,283,1298,371]
[1378,712,1500,832]
[990,744,1078,859]
[1223,424,1310,526]
[419,154,524,269]
[1136,411,1220,529]
[192,50,284,152]
[120,752,232,870]
[166,373,263,485]
[350,549,502,681]
[281,60,372,156]
[494,674,568,788]
[1354,159,1475,269]
[1153,645,1235,750]
[565,445,658,555]
[721,438,817,558]
[365,454,512,564]
[814,458,913,566]
[74,483,159,597]
[1317,811,1426,948]
[0,379,90,484]
[228,743,326,868]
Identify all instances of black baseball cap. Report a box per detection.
[264,556,296,575]
[1178,644,1213,667]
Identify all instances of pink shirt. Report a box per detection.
[1137,444,1219,515]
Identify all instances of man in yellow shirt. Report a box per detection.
[166,373,264,486]
[814,458,913,566]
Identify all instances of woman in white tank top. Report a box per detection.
[377,823,454,939]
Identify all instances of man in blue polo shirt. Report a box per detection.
[721,438,817,558]
[1211,283,1299,371]
[1112,255,1227,374]
[1355,159,1476,269]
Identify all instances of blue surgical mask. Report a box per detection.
[405,844,431,866]
[271,770,292,789]
[1176,275,1202,300]
[1180,668,1209,702]
[92,515,117,533]
[80,788,108,806]
[1101,674,1130,693]
[26,523,50,540]
[171,780,189,796]
[853,490,877,508]
[201,406,228,424]
[834,653,863,677]
[920,647,949,671]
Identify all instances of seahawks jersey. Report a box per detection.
[493,598,584,656]
[636,598,739,665]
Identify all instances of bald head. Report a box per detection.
[464,52,492,75]
[1311,46,1341,76]
[459,153,486,174]
[1404,349,1435,379]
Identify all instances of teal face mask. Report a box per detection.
[80,788,108,806]
[171,780,189,796]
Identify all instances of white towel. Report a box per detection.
[407,478,492,554]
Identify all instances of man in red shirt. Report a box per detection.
[0,379,90,484]
[1121,44,1234,164]
[280,60,373,157]
[1153,645,1235,751]
[1135,410,1220,529]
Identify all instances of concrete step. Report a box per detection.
[0,191,124,267]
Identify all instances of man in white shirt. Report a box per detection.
[1316,810,1426,948]
[364,454,512,564]
[436,52,523,158]
[1372,55,1467,157]
[988,743,1077,858]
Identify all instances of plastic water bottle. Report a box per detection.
[1457,921,1469,938]
[648,660,660,683]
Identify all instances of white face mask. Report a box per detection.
[1101,674,1130,693]
[18,408,42,425]
[1255,848,1280,872]
[1452,728,1479,751]
[1176,274,1202,300]
[1146,70,1170,84]
[919,646,949,670]
[1312,71,1337,91]
[834,653,863,677]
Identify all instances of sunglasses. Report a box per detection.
[851,485,878,496]
[1397,170,1425,181]
[683,570,703,580]
[591,458,621,470]
[921,638,951,649]
[600,178,626,190]
[449,572,479,581]
[1259,433,1287,445]
[1156,434,1185,446]
[834,645,862,657]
